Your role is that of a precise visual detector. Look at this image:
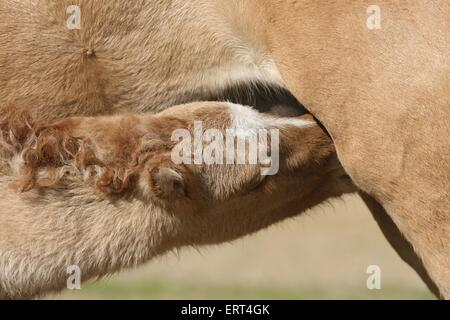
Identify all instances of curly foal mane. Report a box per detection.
[0,109,175,196]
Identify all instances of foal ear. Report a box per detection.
[149,166,186,199]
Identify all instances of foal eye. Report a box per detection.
[173,180,184,190]
[149,166,187,199]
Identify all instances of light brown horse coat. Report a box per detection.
[0,0,448,297]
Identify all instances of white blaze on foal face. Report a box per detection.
[226,102,314,175]
[170,103,314,176]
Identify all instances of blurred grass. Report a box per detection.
[53,280,434,300]
[49,195,436,300]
